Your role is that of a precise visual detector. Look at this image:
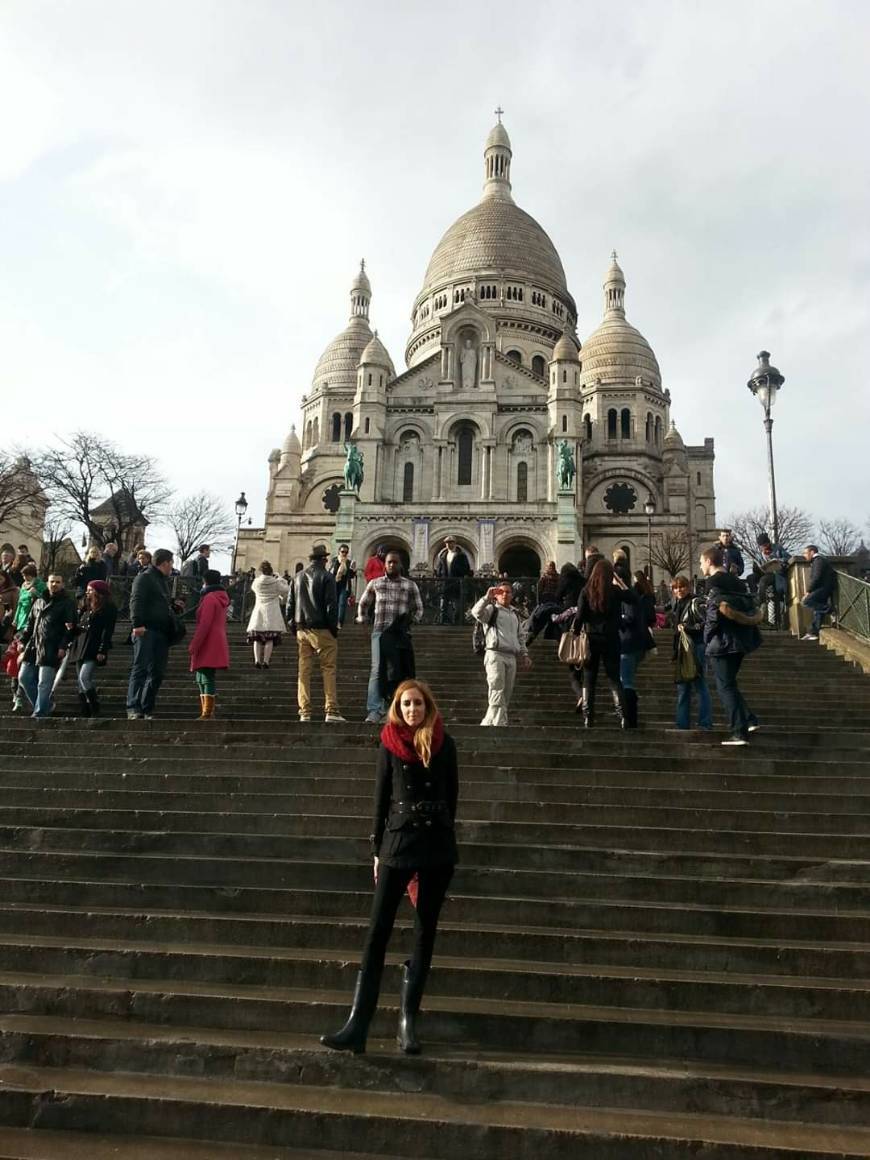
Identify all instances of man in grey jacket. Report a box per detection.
[471,583,531,727]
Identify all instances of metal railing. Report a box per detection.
[834,570,870,642]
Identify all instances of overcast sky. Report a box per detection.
[1,0,868,562]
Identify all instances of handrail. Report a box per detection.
[834,569,870,642]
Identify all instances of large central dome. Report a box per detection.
[423,199,569,295]
[406,119,576,368]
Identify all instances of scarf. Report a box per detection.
[380,714,445,767]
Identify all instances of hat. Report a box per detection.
[756,533,771,546]
[310,544,329,560]
[87,580,110,595]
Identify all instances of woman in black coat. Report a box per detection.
[68,580,117,716]
[570,560,636,729]
[321,679,458,1056]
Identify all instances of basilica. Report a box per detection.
[237,117,717,577]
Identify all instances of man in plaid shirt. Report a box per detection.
[356,551,424,722]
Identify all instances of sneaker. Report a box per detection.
[299,715,311,723]
[325,713,346,724]
[800,633,819,641]
[364,711,384,724]
[747,723,761,733]
[143,714,154,720]
[127,709,142,720]
[721,735,749,746]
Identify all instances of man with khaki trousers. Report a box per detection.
[286,544,345,723]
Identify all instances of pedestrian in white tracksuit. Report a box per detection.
[471,584,531,727]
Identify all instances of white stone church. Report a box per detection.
[237,117,717,577]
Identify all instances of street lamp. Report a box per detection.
[643,495,656,584]
[231,491,248,575]
[747,351,785,545]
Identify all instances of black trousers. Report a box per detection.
[126,630,170,714]
[360,863,454,982]
[570,638,623,704]
[711,653,756,737]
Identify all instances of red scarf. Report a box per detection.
[380,715,445,766]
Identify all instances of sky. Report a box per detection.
[1,0,868,564]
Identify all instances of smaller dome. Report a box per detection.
[606,250,625,286]
[351,259,371,294]
[663,421,684,449]
[486,121,511,150]
[552,330,579,361]
[359,330,395,374]
[283,424,301,455]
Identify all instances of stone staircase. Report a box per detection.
[0,624,868,1157]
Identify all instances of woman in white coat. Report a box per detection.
[246,561,289,668]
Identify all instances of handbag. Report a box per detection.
[675,626,699,682]
[167,611,187,646]
[558,625,591,667]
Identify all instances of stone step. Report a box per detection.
[3,1015,870,1129]
[0,1064,869,1158]
[0,902,866,974]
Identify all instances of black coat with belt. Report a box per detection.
[370,735,459,870]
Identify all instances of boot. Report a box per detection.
[580,691,594,729]
[78,691,92,718]
[320,967,382,1054]
[611,688,626,729]
[397,960,426,1055]
[201,694,215,719]
[623,688,638,729]
[86,688,100,716]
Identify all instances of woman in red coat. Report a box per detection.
[188,570,230,718]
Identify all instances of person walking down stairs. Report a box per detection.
[68,580,117,717]
[321,679,458,1056]
[188,570,229,720]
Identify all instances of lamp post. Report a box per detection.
[231,491,248,575]
[643,495,656,585]
[747,351,785,545]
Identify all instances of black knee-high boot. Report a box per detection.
[320,963,383,1055]
[624,688,638,729]
[397,960,427,1055]
[611,687,626,728]
[78,691,92,717]
[86,688,100,716]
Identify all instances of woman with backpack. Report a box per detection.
[670,575,712,731]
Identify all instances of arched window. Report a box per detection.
[331,413,341,442]
[655,416,662,445]
[344,412,353,441]
[583,414,592,441]
[516,461,528,503]
[620,408,631,439]
[607,409,617,439]
[531,354,545,378]
[645,412,653,443]
[304,421,311,450]
[457,427,474,486]
[620,545,632,571]
[506,349,521,365]
[364,417,370,434]
[561,414,568,432]
[403,462,414,503]
[312,417,319,446]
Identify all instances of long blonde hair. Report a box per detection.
[387,679,441,768]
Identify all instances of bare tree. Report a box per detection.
[648,529,691,578]
[727,506,816,565]
[0,455,46,527]
[40,513,74,576]
[818,518,861,557]
[31,431,170,548]
[166,491,236,564]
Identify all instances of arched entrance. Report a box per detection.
[373,540,410,574]
[498,544,541,577]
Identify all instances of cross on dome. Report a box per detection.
[494,105,504,123]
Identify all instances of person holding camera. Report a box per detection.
[329,544,357,628]
[470,582,531,727]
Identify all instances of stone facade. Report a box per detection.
[237,119,716,578]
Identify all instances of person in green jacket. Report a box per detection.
[12,563,46,711]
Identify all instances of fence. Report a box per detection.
[834,570,870,642]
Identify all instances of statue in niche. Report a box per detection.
[460,338,477,390]
[513,432,533,455]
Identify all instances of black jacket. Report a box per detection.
[371,734,459,869]
[703,571,762,657]
[329,558,357,592]
[287,562,338,634]
[74,560,108,594]
[620,589,656,654]
[20,589,77,667]
[573,584,637,643]
[671,594,707,659]
[130,566,173,635]
[556,565,583,608]
[68,604,117,664]
[721,544,745,575]
[807,554,836,599]
[435,548,471,580]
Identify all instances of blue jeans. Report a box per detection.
[337,587,350,626]
[127,630,170,715]
[366,630,384,715]
[619,651,641,690]
[711,653,757,738]
[18,661,57,717]
[802,591,831,635]
[676,640,712,729]
[77,660,97,693]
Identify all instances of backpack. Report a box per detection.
[180,557,197,579]
[472,607,497,655]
